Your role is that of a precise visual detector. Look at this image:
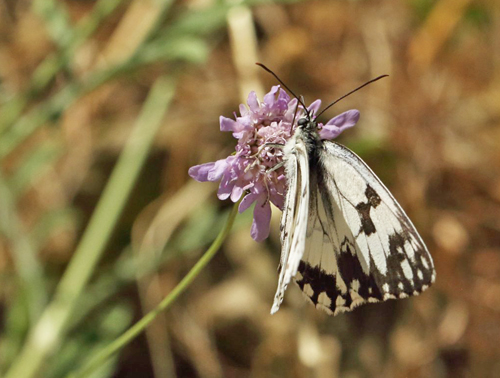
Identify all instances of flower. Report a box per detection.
[189,86,359,241]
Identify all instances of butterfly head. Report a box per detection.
[297,116,317,132]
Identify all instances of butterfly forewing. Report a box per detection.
[271,134,310,314]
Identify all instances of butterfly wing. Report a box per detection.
[271,135,310,314]
[295,141,435,315]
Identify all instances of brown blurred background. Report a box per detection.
[0,0,499,377]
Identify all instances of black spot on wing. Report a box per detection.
[387,231,434,290]
[296,258,384,314]
[414,252,434,285]
[337,240,363,280]
[295,233,434,314]
[296,261,333,305]
[365,185,381,207]
[336,249,383,301]
[355,185,381,235]
[359,230,435,298]
[356,202,376,235]
[385,234,415,294]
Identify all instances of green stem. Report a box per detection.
[0,172,47,323]
[68,203,239,378]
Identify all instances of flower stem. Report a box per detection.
[67,203,239,378]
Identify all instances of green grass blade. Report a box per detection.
[4,75,177,378]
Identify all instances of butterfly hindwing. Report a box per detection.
[293,140,435,315]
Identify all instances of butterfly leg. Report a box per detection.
[264,143,285,149]
[268,161,285,173]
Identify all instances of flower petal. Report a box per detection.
[325,109,360,127]
[307,99,322,115]
[276,88,291,111]
[231,185,244,202]
[239,104,249,117]
[319,109,360,140]
[263,85,280,107]
[269,176,286,210]
[188,162,216,182]
[217,177,233,200]
[247,91,259,112]
[270,194,284,211]
[251,199,271,241]
[239,192,257,213]
[216,162,235,200]
[219,116,238,132]
[207,159,230,181]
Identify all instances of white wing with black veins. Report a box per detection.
[294,141,435,315]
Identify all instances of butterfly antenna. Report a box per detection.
[316,75,388,119]
[256,63,310,118]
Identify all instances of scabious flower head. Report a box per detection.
[189,86,360,241]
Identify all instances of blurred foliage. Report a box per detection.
[0,0,499,377]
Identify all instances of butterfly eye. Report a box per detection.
[297,118,308,126]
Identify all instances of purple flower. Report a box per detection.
[189,86,359,241]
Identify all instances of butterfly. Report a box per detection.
[257,64,436,316]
